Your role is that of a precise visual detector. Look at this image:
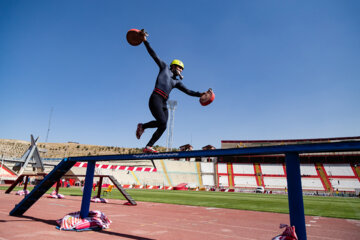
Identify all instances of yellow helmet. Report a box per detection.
[170,59,184,69]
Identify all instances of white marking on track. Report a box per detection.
[48,203,66,207]
[206,207,220,210]
[108,214,128,217]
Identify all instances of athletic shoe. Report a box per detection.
[136,123,144,139]
[143,146,158,153]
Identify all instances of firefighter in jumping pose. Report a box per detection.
[136,31,205,153]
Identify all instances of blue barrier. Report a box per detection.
[67,141,360,162]
[10,140,360,240]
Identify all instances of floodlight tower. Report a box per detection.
[166,100,177,151]
[45,107,53,143]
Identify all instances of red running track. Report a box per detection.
[0,190,359,240]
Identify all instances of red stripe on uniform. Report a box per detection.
[154,88,168,99]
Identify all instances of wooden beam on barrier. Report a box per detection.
[66,141,360,162]
[5,173,47,194]
[51,174,134,203]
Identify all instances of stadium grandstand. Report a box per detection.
[1,136,359,195]
[220,136,360,194]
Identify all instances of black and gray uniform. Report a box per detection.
[142,41,201,147]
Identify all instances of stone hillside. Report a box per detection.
[0,139,167,158]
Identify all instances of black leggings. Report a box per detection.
[142,93,168,147]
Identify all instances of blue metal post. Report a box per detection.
[80,161,96,218]
[285,152,307,240]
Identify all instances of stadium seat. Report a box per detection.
[103,185,114,196]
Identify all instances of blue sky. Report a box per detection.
[1,1,359,150]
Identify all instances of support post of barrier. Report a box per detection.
[285,152,307,240]
[55,180,60,194]
[80,161,96,218]
[24,176,29,191]
[96,176,103,198]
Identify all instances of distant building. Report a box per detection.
[202,145,216,162]
[179,144,193,151]
[178,144,193,161]
[202,145,216,150]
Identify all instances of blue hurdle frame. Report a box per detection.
[64,140,360,240]
[10,140,360,240]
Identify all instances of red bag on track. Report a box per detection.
[272,224,298,240]
[56,210,111,231]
